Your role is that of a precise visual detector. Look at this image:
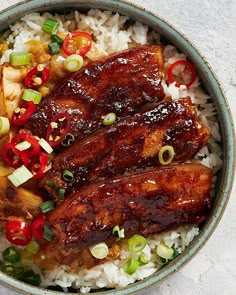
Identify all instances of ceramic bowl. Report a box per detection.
[0,0,235,294]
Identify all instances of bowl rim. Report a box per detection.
[0,0,235,294]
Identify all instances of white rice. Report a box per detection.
[0,9,222,292]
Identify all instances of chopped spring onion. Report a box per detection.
[38,138,53,154]
[2,263,24,279]
[61,133,75,146]
[22,89,43,104]
[62,169,74,182]
[7,165,33,187]
[18,249,33,266]
[26,241,39,255]
[0,116,10,135]
[15,141,31,151]
[123,258,139,275]
[102,112,116,126]
[43,223,53,241]
[138,253,150,265]
[58,188,65,200]
[39,200,55,213]
[9,52,32,66]
[112,225,125,241]
[48,42,60,55]
[2,247,20,263]
[51,34,63,46]
[89,242,109,259]
[158,145,175,165]
[128,234,147,253]
[42,18,59,34]
[64,54,84,72]
[156,243,174,260]
[45,180,58,187]
[21,269,41,286]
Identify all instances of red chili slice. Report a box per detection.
[31,217,46,240]
[46,112,71,147]
[167,60,197,88]
[2,143,29,168]
[5,220,32,246]
[24,65,50,88]
[30,152,48,179]
[62,31,92,56]
[11,101,37,126]
[12,133,40,156]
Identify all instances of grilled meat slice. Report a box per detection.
[41,97,210,198]
[25,45,164,141]
[35,163,212,268]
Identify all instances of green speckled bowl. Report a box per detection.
[0,0,235,294]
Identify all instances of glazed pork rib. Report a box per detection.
[41,97,210,198]
[46,163,212,254]
[25,45,165,140]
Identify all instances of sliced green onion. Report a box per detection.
[102,113,116,126]
[18,249,33,266]
[7,165,33,187]
[123,258,139,275]
[15,140,31,151]
[48,42,60,55]
[58,188,65,200]
[128,234,147,253]
[43,223,53,241]
[22,89,43,104]
[156,243,174,260]
[61,133,75,147]
[138,253,150,265]
[89,242,109,259]
[9,52,32,66]
[21,269,41,286]
[39,200,54,213]
[0,116,10,135]
[2,263,24,279]
[45,180,58,187]
[62,169,74,182]
[38,138,53,154]
[158,145,175,165]
[2,247,20,263]
[64,54,84,72]
[112,225,125,241]
[26,241,39,254]
[42,18,59,34]
[50,34,63,46]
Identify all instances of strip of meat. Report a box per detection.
[41,97,210,199]
[35,163,212,269]
[25,45,165,141]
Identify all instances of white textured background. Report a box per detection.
[1,1,236,295]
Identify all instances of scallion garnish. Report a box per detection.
[22,89,43,104]
[39,200,54,213]
[112,225,125,241]
[138,253,150,265]
[102,112,116,126]
[45,180,58,187]
[2,247,20,263]
[38,138,53,154]
[156,243,174,260]
[123,258,139,275]
[89,242,109,259]
[51,34,63,46]
[0,116,10,135]
[158,145,175,165]
[26,241,39,255]
[64,54,84,72]
[128,234,147,253]
[58,188,65,200]
[48,42,60,55]
[20,269,41,286]
[62,169,74,182]
[43,223,53,241]
[42,18,59,34]
[9,52,32,66]
[61,133,75,146]
[7,165,33,187]
[2,263,24,279]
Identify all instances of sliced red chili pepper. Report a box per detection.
[30,152,48,179]
[5,220,32,246]
[24,64,50,88]
[11,101,37,126]
[2,143,29,168]
[167,60,197,88]
[46,112,71,147]
[62,31,92,56]
[12,133,40,156]
[31,218,46,240]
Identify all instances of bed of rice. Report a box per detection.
[0,9,222,293]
